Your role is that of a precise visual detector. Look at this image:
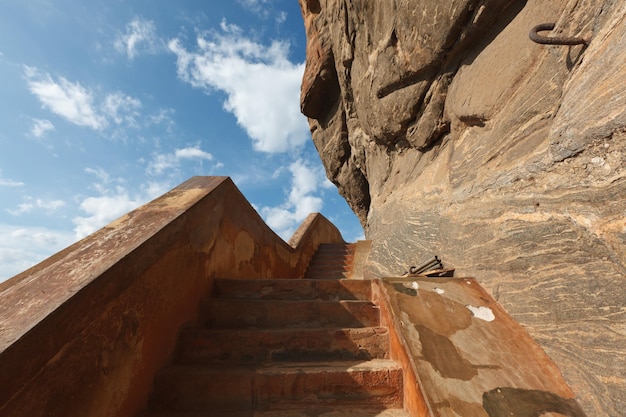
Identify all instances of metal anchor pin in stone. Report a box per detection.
[404,256,443,276]
[529,23,588,46]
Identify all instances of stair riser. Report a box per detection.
[202,301,380,329]
[256,368,403,410]
[305,270,350,274]
[151,369,253,411]
[178,328,390,364]
[312,250,355,256]
[152,367,403,412]
[212,280,371,301]
[306,265,352,271]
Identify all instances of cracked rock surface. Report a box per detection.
[298,0,626,416]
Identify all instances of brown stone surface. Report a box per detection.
[202,299,380,329]
[0,177,345,417]
[381,277,586,417]
[299,1,626,415]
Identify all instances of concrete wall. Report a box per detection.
[0,176,344,417]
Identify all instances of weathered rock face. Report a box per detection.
[299,0,625,416]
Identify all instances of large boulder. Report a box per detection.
[299,0,626,416]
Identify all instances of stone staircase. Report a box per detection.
[140,243,409,416]
[304,243,355,279]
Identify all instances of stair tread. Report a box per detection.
[178,326,390,363]
[142,407,410,417]
[256,359,401,374]
[183,325,388,334]
[202,299,380,329]
[161,359,401,374]
[209,299,373,304]
[212,279,371,301]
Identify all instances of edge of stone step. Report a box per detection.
[151,359,404,412]
[177,326,390,364]
[201,299,381,329]
[140,407,411,417]
[211,278,371,301]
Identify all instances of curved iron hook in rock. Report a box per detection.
[529,23,587,45]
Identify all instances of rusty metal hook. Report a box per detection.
[529,23,587,45]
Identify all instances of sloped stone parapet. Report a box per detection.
[0,176,344,417]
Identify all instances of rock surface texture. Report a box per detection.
[299,0,625,416]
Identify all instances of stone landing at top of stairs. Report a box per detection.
[139,272,409,417]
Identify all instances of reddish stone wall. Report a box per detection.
[0,176,344,417]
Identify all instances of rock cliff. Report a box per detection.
[299,0,625,416]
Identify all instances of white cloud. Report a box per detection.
[237,0,273,18]
[7,203,33,216]
[0,173,24,187]
[115,17,159,59]
[168,21,309,153]
[7,198,65,216]
[147,108,176,129]
[275,11,288,25]
[147,146,215,175]
[261,158,328,239]
[31,118,55,138]
[24,67,143,133]
[84,167,111,183]
[0,224,76,282]
[175,147,213,160]
[102,92,141,126]
[24,66,107,130]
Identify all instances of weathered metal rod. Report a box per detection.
[410,256,443,274]
[529,23,587,46]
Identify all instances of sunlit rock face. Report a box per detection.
[299,0,626,416]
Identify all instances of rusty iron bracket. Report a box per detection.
[405,256,443,276]
[529,23,587,45]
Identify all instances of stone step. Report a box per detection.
[306,258,353,265]
[305,268,351,276]
[211,279,371,301]
[304,273,351,280]
[304,243,356,280]
[177,326,390,364]
[304,271,351,279]
[142,407,411,417]
[150,360,403,412]
[201,299,380,329]
[314,243,356,251]
[308,254,354,262]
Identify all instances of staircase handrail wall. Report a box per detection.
[0,176,344,417]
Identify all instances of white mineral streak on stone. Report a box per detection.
[466,305,495,322]
[433,287,445,294]
[591,157,605,167]
[403,281,419,290]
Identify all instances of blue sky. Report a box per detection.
[0,0,363,281]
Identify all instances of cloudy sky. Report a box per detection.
[0,0,363,281]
